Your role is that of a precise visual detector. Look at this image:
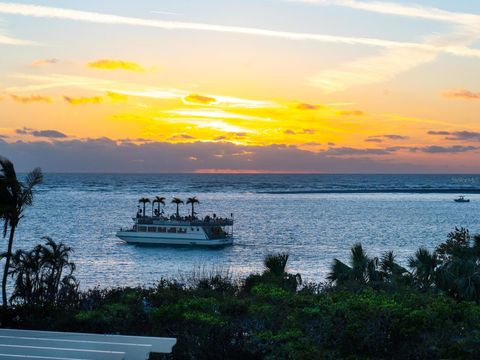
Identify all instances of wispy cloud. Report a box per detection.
[0,2,479,58]
[289,0,480,27]
[428,130,480,142]
[151,10,179,16]
[7,73,275,109]
[184,94,217,105]
[106,91,128,102]
[165,109,271,122]
[32,58,58,66]
[366,134,409,142]
[412,145,478,154]
[16,127,67,138]
[291,1,480,92]
[0,32,35,45]
[338,110,364,116]
[88,59,145,72]
[309,41,441,92]
[167,134,195,141]
[443,89,480,100]
[297,103,321,110]
[64,95,103,105]
[10,94,51,103]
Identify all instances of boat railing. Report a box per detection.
[135,216,233,226]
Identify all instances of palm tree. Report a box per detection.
[408,247,439,289]
[138,197,150,217]
[379,251,411,285]
[8,237,77,305]
[152,196,165,217]
[436,258,480,302]
[38,236,75,302]
[171,197,184,218]
[327,243,383,286]
[264,253,289,277]
[263,253,302,291]
[0,157,42,309]
[186,196,200,218]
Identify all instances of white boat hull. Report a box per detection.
[116,231,233,246]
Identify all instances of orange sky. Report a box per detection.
[1,1,480,172]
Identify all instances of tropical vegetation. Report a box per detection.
[2,228,480,359]
[0,157,43,309]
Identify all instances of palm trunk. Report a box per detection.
[191,204,194,217]
[2,225,16,309]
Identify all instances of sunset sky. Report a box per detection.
[1,0,480,172]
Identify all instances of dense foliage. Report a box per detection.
[0,157,43,309]
[2,231,480,359]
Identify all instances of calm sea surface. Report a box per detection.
[9,174,480,288]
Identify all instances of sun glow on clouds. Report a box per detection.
[87,59,146,72]
[166,109,272,122]
[2,1,480,171]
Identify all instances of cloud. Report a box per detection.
[284,128,316,135]
[32,58,58,66]
[16,127,67,138]
[106,91,128,102]
[301,1,480,92]
[443,89,480,100]
[428,130,452,136]
[1,2,479,58]
[338,110,364,116]
[0,138,433,173]
[151,10,179,16]
[411,145,478,154]
[367,134,409,142]
[383,134,409,140]
[289,1,480,27]
[427,130,480,141]
[87,59,145,72]
[10,94,51,103]
[445,131,480,141]
[297,103,321,110]
[165,109,270,122]
[0,32,35,45]
[310,44,439,92]
[324,147,397,156]
[184,94,216,105]
[64,95,103,105]
[303,142,322,146]
[167,134,195,141]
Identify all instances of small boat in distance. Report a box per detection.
[454,196,470,203]
[116,196,234,246]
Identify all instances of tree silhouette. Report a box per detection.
[0,157,42,309]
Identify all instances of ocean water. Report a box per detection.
[8,174,480,288]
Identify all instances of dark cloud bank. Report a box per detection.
[0,138,478,173]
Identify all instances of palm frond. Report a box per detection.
[327,258,352,284]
